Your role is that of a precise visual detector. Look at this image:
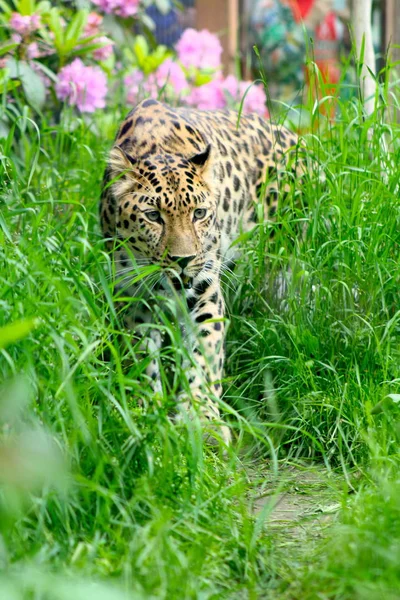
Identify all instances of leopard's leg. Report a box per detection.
[179,271,231,445]
[123,309,163,396]
[143,328,163,395]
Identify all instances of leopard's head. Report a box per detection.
[109,144,219,288]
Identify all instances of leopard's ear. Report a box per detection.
[109,145,137,175]
[189,144,211,170]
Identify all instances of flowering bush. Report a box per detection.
[56,59,108,113]
[124,29,268,115]
[176,28,223,70]
[10,12,42,37]
[92,0,140,18]
[0,0,267,126]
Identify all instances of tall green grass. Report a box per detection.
[1,62,400,598]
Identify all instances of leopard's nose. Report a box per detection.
[171,255,196,269]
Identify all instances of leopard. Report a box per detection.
[100,98,305,446]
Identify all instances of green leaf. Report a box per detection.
[386,394,400,403]
[0,70,21,93]
[17,0,36,15]
[65,9,88,47]
[140,13,156,31]
[36,0,52,12]
[48,7,64,51]
[230,225,259,248]
[0,119,10,138]
[0,0,12,16]
[0,41,18,57]
[102,14,125,46]
[0,318,40,350]
[155,0,172,15]
[371,394,400,415]
[133,35,149,67]
[193,71,214,86]
[30,60,57,83]
[7,60,46,110]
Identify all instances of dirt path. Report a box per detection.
[250,464,344,543]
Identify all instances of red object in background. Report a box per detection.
[296,0,314,20]
[316,11,338,42]
[288,0,314,22]
[315,12,341,85]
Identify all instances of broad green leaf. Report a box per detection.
[22,65,45,109]
[0,0,12,16]
[0,80,21,93]
[102,14,125,46]
[0,318,40,350]
[30,60,57,82]
[17,0,35,15]
[371,394,400,415]
[0,41,18,57]
[20,63,46,109]
[193,72,214,86]
[0,70,21,93]
[155,0,172,15]
[133,35,149,67]
[37,0,52,12]
[387,394,400,404]
[140,12,156,31]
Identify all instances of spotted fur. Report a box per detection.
[100,99,305,444]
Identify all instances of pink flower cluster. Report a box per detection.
[56,58,108,112]
[222,75,268,115]
[176,28,222,70]
[84,12,103,36]
[91,0,139,18]
[124,58,188,104]
[185,75,267,114]
[10,12,41,36]
[83,12,114,61]
[124,28,267,115]
[125,69,267,116]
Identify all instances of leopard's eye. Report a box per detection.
[193,208,207,221]
[145,210,162,223]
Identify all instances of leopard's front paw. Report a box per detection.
[176,393,231,447]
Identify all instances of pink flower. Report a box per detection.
[84,12,103,37]
[185,77,226,110]
[91,0,139,17]
[176,29,222,70]
[27,41,40,59]
[93,36,114,61]
[124,70,157,104]
[222,75,267,116]
[56,58,108,113]
[125,60,189,106]
[91,0,119,14]
[10,12,41,36]
[124,70,144,104]
[155,58,187,95]
[222,74,240,99]
[11,33,22,45]
[239,81,267,115]
[115,0,140,18]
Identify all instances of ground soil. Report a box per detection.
[250,463,345,544]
